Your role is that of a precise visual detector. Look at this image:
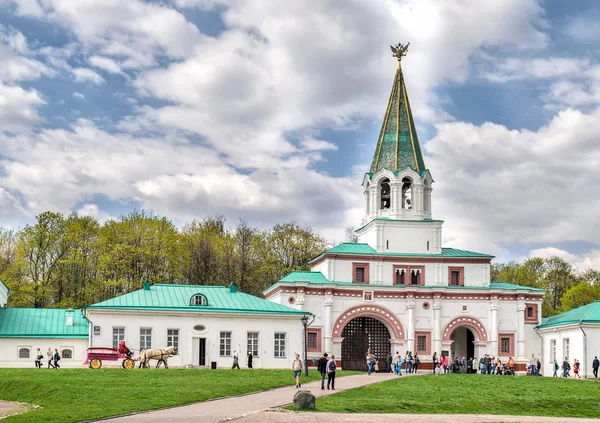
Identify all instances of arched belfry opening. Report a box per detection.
[402,177,412,210]
[380,178,391,210]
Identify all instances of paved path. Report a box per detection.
[233,411,600,423]
[103,373,398,423]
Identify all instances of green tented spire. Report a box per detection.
[370,48,426,174]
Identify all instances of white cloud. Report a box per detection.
[76,203,112,224]
[88,55,123,74]
[427,107,600,257]
[0,26,53,81]
[529,247,600,271]
[0,82,45,132]
[73,67,105,85]
[72,92,85,100]
[484,57,589,82]
[300,138,338,152]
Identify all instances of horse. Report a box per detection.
[138,346,177,369]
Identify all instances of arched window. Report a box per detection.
[395,268,406,285]
[18,348,30,359]
[190,294,207,306]
[380,178,391,210]
[61,349,73,359]
[402,177,412,209]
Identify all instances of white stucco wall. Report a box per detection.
[357,220,443,254]
[539,324,600,378]
[0,338,88,368]
[86,310,304,369]
[0,282,8,308]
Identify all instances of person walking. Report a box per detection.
[592,356,599,381]
[562,357,569,378]
[53,349,61,369]
[47,347,55,369]
[432,352,439,374]
[34,348,42,369]
[292,353,303,388]
[387,353,393,373]
[366,348,376,375]
[536,359,541,376]
[317,353,329,390]
[247,352,253,369]
[232,350,240,369]
[573,359,581,378]
[395,353,403,376]
[552,359,559,377]
[326,355,336,390]
[413,354,420,374]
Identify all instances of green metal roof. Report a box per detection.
[536,301,600,329]
[0,308,88,338]
[370,62,426,174]
[87,284,307,315]
[310,242,494,263]
[267,272,543,293]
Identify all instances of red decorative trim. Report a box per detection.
[287,296,295,304]
[525,303,539,324]
[414,331,431,355]
[422,302,430,310]
[448,266,465,286]
[442,316,488,341]
[392,265,408,285]
[307,328,322,352]
[332,305,405,339]
[391,264,425,286]
[498,333,515,357]
[409,265,425,286]
[311,254,492,268]
[352,262,370,284]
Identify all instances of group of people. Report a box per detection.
[552,357,582,378]
[33,347,61,369]
[230,350,253,369]
[431,352,519,375]
[293,353,337,390]
[378,350,420,376]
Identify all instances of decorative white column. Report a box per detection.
[413,183,424,219]
[390,181,402,218]
[433,301,442,355]
[424,187,432,218]
[296,288,305,311]
[406,301,415,352]
[364,190,370,216]
[490,302,499,356]
[369,187,377,220]
[517,303,526,360]
[324,292,333,353]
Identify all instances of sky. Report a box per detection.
[0,0,599,270]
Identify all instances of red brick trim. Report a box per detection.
[392,265,408,285]
[332,304,405,339]
[442,316,488,341]
[498,333,515,357]
[408,265,425,286]
[414,331,431,355]
[525,303,539,325]
[448,266,465,286]
[306,328,321,353]
[352,262,370,284]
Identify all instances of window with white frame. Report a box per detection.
[274,333,286,358]
[551,339,556,363]
[563,338,570,359]
[140,328,152,350]
[247,332,259,357]
[61,348,73,359]
[220,331,231,356]
[190,294,207,306]
[18,347,30,359]
[167,329,179,349]
[112,327,125,348]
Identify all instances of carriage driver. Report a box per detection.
[119,340,133,357]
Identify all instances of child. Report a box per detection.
[395,354,403,376]
[573,360,580,378]
[434,364,441,375]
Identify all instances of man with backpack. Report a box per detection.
[326,354,337,390]
[317,353,329,390]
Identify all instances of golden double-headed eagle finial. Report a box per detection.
[390,42,410,61]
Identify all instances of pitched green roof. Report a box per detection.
[310,243,494,263]
[537,301,600,329]
[370,60,426,174]
[87,284,307,315]
[268,272,543,293]
[0,308,88,338]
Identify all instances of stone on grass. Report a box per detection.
[293,390,315,409]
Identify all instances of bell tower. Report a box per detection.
[357,43,442,254]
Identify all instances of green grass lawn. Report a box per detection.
[295,374,600,418]
[0,368,358,423]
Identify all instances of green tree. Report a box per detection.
[560,282,600,312]
[541,257,578,317]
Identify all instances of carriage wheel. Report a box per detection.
[122,358,135,369]
[89,358,102,369]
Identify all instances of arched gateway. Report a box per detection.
[334,305,404,371]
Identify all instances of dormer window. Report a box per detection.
[191,294,207,306]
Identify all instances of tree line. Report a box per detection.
[0,211,328,308]
[491,257,600,317]
[0,211,598,315]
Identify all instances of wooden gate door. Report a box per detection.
[341,317,391,371]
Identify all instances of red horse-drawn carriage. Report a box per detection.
[84,341,136,369]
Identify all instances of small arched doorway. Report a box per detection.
[450,327,475,360]
[341,317,391,371]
